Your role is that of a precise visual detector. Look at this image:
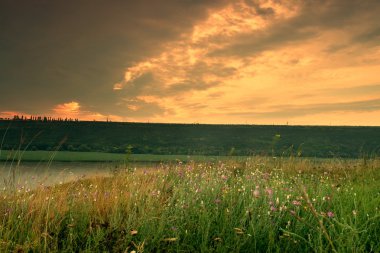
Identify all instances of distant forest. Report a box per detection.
[0,119,380,158]
[0,114,79,122]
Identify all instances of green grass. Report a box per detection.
[0,150,248,162]
[0,157,379,252]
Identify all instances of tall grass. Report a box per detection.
[0,157,379,252]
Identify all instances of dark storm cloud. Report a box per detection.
[210,0,380,57]
[0,0,228,115]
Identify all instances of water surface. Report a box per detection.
[0,161,158,189]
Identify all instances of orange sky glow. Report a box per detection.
[1,0,380,125]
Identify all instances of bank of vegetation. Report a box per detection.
[1,120,380,158]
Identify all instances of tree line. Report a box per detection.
[0,115,79,122]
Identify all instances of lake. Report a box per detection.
[0,161,160,189]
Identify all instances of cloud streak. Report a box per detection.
[227,98,380,118]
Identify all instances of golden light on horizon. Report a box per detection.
[1,0,380,125]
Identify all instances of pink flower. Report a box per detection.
[327,211,334,218]
[265,188,273,197]
[292,200,301,206]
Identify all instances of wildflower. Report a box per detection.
[352,210,357,216]
[292,200,301,206]
[265,188,273,197]
[323,195,331,201]
[253,189,261,198]
[327,211,334,218]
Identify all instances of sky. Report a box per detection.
[1,0,380,126]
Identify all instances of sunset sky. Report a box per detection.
[1,0,380,125]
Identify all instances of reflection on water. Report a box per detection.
[0,161,159,189]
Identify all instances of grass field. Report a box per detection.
[0,157,379,252]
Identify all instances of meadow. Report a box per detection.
[0,157,379,252]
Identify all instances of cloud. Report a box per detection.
[106,0,380,124]
[51,101,124,121]
[113,0,290,105]
[243,0,275,17]
[0,0,229,115]
[1,0,380,125]
[227,98,380,119]
[294,83,380,101]
[53,102,80,114]
[0,101,123,122]
[210,0,380,58]
[320,83,380,97]
[352,26,380,45]
[118,97,169,118]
